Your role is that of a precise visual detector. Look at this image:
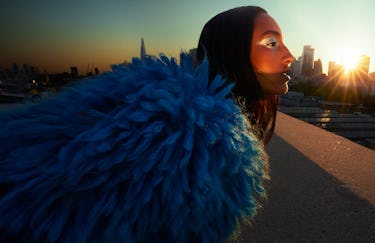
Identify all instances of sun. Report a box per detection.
[342,54,359,74]
[337,47,361,74]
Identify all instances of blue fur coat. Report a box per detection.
[0,54,268,242]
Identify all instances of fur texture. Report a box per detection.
[0,54,268,242]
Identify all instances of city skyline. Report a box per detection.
[1,0,375,74]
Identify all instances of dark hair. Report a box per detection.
[197,6,278,144]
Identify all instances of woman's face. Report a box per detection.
[250,13,294,95]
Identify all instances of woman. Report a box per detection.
[197,6,294,144]
[0,6,290,243]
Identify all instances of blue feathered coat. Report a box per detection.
[0,54,268,243]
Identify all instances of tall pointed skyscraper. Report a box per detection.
[140,38,146,60]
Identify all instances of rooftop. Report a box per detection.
[236,112,375,242]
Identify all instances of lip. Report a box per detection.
[281,71,291,82]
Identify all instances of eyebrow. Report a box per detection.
[261,30,281,37]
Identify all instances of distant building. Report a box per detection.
[189,48,198,66]
[94,67,100,75]
[328,61,344,83]
[369,72,375,81]
[300,45,314,76]
[354,55,371,95]
[369,72,375,95]
[140,37,146,60]
[313,59,323,76]
[12,63,19,75]
[356,55,370,82]
[71,66,78,78]
[290,57,301,77]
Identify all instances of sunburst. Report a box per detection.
[326,48,366,104]
[342,54,359,74]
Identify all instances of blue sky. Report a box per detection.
[1,0,375,73]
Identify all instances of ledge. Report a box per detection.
[237,112,375,242]
[273,111,375,205]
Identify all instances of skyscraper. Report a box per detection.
[328,61,344,83]
[356,55,370,82]
[313,59,323,76]
[140,38,146,60]
[290,57,301,77]
[300,45,314,76]
[355,55,370,94]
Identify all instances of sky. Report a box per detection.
[1,0,375,74]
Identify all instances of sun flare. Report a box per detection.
[337,47,362,74]
[342,54,359,73]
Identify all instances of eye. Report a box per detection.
[266,40,278,48]
[258,36,279,48]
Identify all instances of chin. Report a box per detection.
[273,83,289,95]
[280,85,289,94]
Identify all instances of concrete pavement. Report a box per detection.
[233,112,375,242]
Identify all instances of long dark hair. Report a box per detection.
[197,6,278,144]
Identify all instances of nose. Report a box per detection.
[282,45,294,65]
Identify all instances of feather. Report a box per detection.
[0,53,268,243]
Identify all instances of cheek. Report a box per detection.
[250,47,262,70]
[251,49,279,73]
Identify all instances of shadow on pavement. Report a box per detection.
[233,135,375,243]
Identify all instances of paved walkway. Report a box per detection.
[235,112,375,242]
